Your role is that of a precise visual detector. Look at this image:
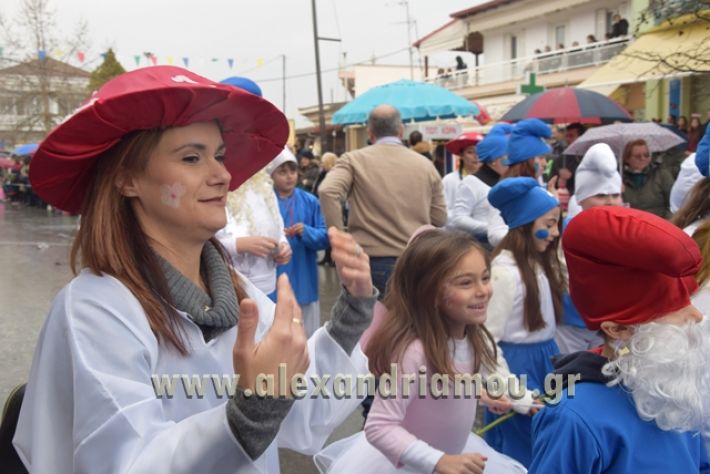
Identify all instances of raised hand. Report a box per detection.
[233,274,309,397]
[328,227,372,298]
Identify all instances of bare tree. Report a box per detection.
[0,0,90,144]
[624,0,710,75]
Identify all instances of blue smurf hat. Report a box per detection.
[505,118,552,166]
[488,177,559,229]
[477,124,512,163]
[694,125,710,177]
[220,76,263,97]
[488,123,513,136]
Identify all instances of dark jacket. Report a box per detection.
[623,162,674,219]
[474,163,501,187]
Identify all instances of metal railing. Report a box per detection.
[426,37,630,89]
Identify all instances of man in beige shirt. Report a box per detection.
[319,104,447,297]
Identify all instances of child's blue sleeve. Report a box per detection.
[301,198,329,251]
[529,405,603,474]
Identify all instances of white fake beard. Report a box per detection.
[602,319,710,432]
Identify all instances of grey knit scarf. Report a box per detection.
[157,241,239,329]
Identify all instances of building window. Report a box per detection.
[511,35,518,59]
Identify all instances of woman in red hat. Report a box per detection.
[13,66,376,473]
[529,206,710,473]
[442,132,484,224]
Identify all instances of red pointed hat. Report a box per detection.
[29,66,288,213]
[445,132,484,156]
[563,206,700,330]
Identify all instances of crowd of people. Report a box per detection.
[3,64,710,474]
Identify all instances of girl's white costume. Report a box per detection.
[216,171,288,295]
[14,270,366,473]
[314,339,527,473]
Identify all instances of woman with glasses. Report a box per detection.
[622,139,674,218]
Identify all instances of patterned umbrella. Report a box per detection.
[501,87,632,125]
[332,80,479,125]
[563,122,686,157]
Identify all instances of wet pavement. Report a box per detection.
[0,203,362,473]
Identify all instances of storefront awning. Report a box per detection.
[414,19,468,56]
[578,18,710,91]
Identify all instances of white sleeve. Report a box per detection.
[14,278,263,474]
[276,330,369,454]
[451,180,487,236]
[485,264,515,341]
[487,208,508,248]
[399,440,444,474]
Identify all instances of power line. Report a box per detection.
[253,46,410,83]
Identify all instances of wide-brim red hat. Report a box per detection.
[563,206,700,330]
[445,132,484,156]
[29,66,288,213]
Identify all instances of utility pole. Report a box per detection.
[403,0,414,80]
[310,0,341,154]
[311,0,327,154]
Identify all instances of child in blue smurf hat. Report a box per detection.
[482,176,563,468]
[487,119,554,247]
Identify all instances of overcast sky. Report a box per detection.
[3,0,483,126]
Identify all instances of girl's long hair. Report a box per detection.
[502,159,536,179]
[493,223,564,332]
[690,219,710,287]
[671,177,710,230]
[366,230,497,378]
[70,129,246,355]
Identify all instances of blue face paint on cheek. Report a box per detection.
[533,163,540,173]
[534,228,550,240]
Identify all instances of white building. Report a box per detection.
[414,0,632,119]
[0,58,90,147]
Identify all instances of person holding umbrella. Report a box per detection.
[622,139,674,219]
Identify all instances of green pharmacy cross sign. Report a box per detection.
[517,72,545,96]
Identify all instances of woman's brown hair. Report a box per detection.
[366,230,498,378]
[492,223,564,332]
[70,128,246,355]
[622,138,648,165]
[690,219,710,287]
[502,159,537,179]
[671,177,710,230]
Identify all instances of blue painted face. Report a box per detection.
[534,228,550,240]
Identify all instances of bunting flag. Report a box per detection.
[227,58,234,69]
[166,55,174,65]
[100,52,107,60]
[182,57,189,67]
[149,54,157,66]
[211,57,219,62]
[77,51,85,63]
[134,55,141,66]
[0,47,4,57]
[256,58,264,67]
[38,50,46,61]
[53,49,64,58]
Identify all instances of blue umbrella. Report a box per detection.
[14,143,38,156]
[332,79,479,125]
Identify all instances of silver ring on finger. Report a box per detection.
[354,244,363,257]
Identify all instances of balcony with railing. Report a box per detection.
[426,36,630,90]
